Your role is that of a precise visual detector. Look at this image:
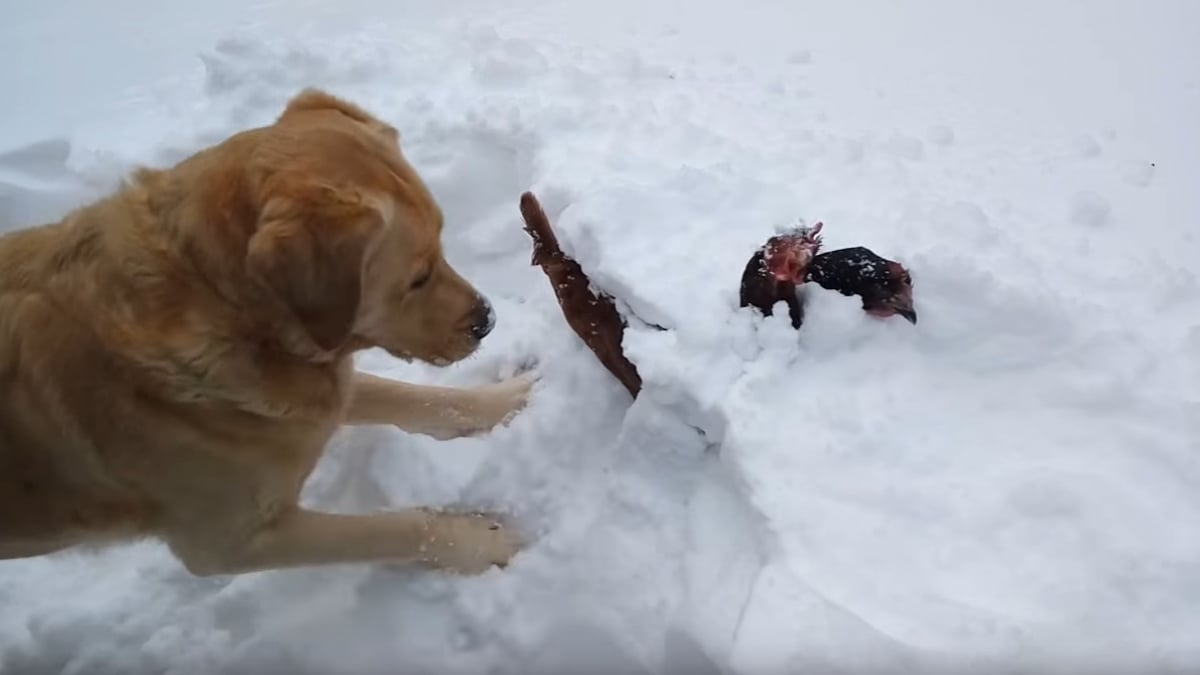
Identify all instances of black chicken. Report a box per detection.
[739,222,917,328]
[808,246,917,324]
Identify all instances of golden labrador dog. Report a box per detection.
[0,88,534,576]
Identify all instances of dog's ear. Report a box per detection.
[278,88,401,144]
[246,187,385,353]
[280,88,375,122]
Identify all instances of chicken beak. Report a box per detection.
[887,278,917,324]
[883,261,917,324]
[886,295,918,324]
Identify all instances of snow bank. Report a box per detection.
[2,2,1199,674]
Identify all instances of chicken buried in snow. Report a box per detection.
[739,221,917,328]
[739,222,825,328]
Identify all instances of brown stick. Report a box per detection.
[519,191,642,398]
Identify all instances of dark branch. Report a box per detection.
[519,192,643,398]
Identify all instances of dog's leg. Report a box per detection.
[168,507,520,576]
[344,371,534,440]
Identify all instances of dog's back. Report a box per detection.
[0,206,159,556]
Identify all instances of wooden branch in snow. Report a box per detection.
[519,191,642,398]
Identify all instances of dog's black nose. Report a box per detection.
[470,296,495,340]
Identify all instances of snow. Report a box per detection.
[1069,190,1112,227]
[2,0,1199,673]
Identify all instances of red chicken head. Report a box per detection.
[763,222,824,283]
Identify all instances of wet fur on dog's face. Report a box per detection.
[247,90,493,365]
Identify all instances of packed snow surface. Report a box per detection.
[2,1,1199,673]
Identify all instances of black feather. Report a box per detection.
[808,247,907,311]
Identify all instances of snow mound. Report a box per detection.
[3,3,1200,674]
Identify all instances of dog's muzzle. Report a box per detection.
[470,296,496,340]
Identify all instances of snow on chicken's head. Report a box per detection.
[763,222,823,283]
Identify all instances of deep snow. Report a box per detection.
[2,1,1199,674]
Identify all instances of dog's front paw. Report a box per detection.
[418,369,538,441]
[473,369,537,427]
[418,510,523,574]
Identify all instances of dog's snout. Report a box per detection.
[469,296,495,340]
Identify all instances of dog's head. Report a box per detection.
[245,89,493,365]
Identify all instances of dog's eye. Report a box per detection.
[410,270,432,290]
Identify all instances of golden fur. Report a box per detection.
[0,89,533,576]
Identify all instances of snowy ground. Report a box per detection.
[2,1,1199,673]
